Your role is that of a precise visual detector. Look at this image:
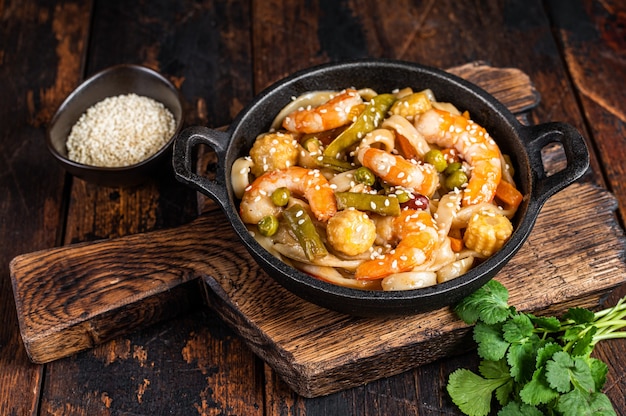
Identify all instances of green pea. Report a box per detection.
[424,149,448,173]
[354,166,376,186]
[257,215,279,236]
[444,162,463,176]
[445,170,468,190]
[271,187,290,207]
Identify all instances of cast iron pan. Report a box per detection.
[172,59,589,316]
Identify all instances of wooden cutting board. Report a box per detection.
[10,63,626,398]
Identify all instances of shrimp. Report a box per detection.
[357,147,440,197]
[240,166,337,224]
[282,89,363,134]
[355,210,439,280]
[416,108,502,206]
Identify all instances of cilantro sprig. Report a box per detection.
[447,280,626,416]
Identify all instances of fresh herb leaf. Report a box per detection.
[570,325,596,357]
[519,367,559,405]
[479,359,514,406]
[588,357,608,391]
[502,314,534,343]
[535,342,562,368]
[447,369,508,416]
[454,280,511,325]
[478,358,510,379]
[498,401,544,416]
[556,389,616,416]
[507,341,536,383]
[447,281,626,415]
[529,313,561,332]
[563,307,596,324]
[474,322,509,361]
[545,352,595,393]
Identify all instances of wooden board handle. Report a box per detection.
[9,206,249,363]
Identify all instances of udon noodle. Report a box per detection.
[232,87,523,291]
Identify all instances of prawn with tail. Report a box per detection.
[282,89,363,134]
[240,166,337,224]
[355,210,439,280]
[416,108,502,206]
[357,147,440,197]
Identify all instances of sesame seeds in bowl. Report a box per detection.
[47,64,184,187]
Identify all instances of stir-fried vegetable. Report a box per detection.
[335,192,401,216]
[282,205,328,261]
[323,94,396,159]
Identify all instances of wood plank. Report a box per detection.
[12,181,626,397]
[33,1,262,415]
[546,0,626,412]
[0,0,92,414]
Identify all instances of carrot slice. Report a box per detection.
[449,236,464,252]
[495,180,523,210]
[395,133,418,159]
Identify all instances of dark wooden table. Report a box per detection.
[2,0,626,414]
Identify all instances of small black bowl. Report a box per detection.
[47,64,184,187]
[173,59,589,316]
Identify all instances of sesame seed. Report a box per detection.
[66,93,176,167]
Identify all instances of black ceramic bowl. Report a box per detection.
[173,59,589,316]
[47,64,184,187]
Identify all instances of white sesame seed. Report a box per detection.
[66,93,176,167]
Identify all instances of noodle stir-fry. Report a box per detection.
[232,88,523,291]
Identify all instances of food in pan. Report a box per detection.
[232,87,523,291]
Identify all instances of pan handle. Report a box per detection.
[523,122,590,205]
[172,126,231,208]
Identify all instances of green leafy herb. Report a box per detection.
[447,280,626,416]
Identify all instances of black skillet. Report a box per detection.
[172,59,589,316]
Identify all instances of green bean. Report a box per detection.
[335,192,401,216]
[301,136,321,152]
[283,205,328,261]
[271,187,290,207]
[354,166,376,186]
[323,94,396,159]
[257,215,279,237]
[318,155,354,172]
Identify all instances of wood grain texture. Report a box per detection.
[35,1,261,414]
[11,181,626,396]
[202,182,626,397]
[0,0,92,414]
[4,0,626,414]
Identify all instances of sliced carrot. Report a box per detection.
[495,180,523,211]
[449,236,464,252]
[395,133,418,159]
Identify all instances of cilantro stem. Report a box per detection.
[593,331,626,342]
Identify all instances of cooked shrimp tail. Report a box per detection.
[239,166,337,224]
[355,210,438,280]
[357,147,440,197]
[282,89,363,134]
[416,108,502,206]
